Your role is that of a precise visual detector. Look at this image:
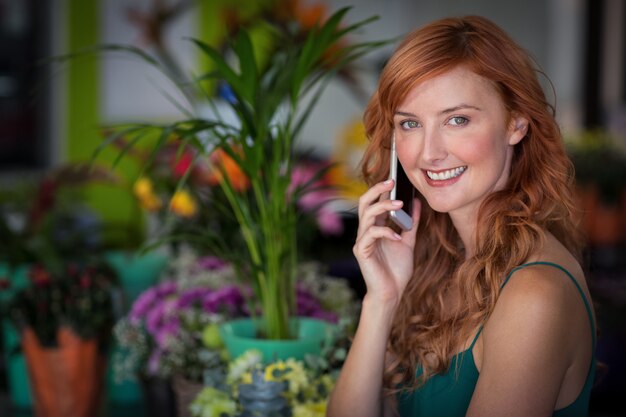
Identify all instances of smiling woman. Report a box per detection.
[327,15,594,417]
[393,66,527,218]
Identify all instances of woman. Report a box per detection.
[327,16,595,417]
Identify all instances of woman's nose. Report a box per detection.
[421,128,447,163]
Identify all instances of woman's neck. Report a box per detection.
[449,210,478,259]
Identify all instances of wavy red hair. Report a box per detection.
[360,16,584,393]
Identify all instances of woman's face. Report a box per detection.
[393,66,527,220]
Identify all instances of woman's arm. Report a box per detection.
[327,295,397,417]
[327,180,421,417]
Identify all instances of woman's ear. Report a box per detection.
[508,115,529,145]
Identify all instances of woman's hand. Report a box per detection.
[353,179,421,307]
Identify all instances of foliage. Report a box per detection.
[6,261,118,347]
[566,129,626,205]
[83,6,382,339]
[123,137,345,256]
[189,316,353,417]
[0,164,121,346]
[112,250,357,382]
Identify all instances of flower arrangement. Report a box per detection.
[112,250,357,382]
[189,321,352,417]
[565,129,626,205]
[84,5,383,340]
[124,136,345,256]
[0,164,121,346]
[113,253,244,382]
[7,261,118,347]
[191,350,332,417]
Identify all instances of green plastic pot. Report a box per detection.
[219,317,335,362]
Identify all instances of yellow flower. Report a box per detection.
[241,372,252,385]
[133,178,162,211]
[293,400,327,417]
[169,189,197,217]
[133,177,153,198]
[264,358,308,395]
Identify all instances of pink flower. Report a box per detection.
[316,207,344,236]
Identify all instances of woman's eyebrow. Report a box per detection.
[394,104,482,118]
[439,104,482,115]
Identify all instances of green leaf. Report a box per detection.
[233,30,259,102]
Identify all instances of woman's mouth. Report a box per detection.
[425,166,467,181]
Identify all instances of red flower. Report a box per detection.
[79,272,92,289]
[29,265,51,287]
[170,149,194,179]
[0,278,10,290]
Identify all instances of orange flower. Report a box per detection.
[206,148,250,192]
[293,1,327,30]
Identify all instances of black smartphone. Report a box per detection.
[389,135,414,231]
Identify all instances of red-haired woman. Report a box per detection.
[327,15,595,417]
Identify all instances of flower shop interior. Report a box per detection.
[1,0,626,417]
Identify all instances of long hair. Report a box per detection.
[360,16,584,393]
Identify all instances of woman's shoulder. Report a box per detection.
[503,232,591,310]
[480,231,593,365]
[494,233,590,329]
[473,234,595,411]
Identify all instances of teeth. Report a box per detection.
[427,166,466,180]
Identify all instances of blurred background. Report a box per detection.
[0,0,625,416]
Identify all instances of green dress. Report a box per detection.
[397,262,596,417]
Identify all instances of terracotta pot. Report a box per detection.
[21,327,107,417]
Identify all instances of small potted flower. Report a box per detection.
[0,164,120,417]
[566,129,626,246]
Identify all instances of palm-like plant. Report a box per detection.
[92,7,383,339]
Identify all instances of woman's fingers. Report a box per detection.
[400,198,421,247]
[357,179,395,219]
[353,225,402,258]
[357,198,404,240]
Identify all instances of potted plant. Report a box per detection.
[112,249,358,417]
[83,6,382,344]
[0,165,120,417]
[566,129,626,246]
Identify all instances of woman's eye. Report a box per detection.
[400,120,419,129]
[448,116,468,126]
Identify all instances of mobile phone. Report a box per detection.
[389,135,414,231]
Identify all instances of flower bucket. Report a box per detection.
[139,376,177,417]
[21,327,107,417]
[219,317,335,362]
[171,375,204,417]
[0,263,32,409]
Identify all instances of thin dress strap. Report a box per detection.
[500,261,596,348]
[469,261,596,350]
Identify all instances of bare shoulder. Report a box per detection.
[467,235,595,415]
[487,233,593,346]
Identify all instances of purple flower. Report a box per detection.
[155,316,181,348]
[202,285,244,315]
[130,280,178,325]
[176,287,212,310]
[156,280,177,297]
[129,287,158,324]
[195,256,228,271]
[145,300,167,334]
[295,286,338,323]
